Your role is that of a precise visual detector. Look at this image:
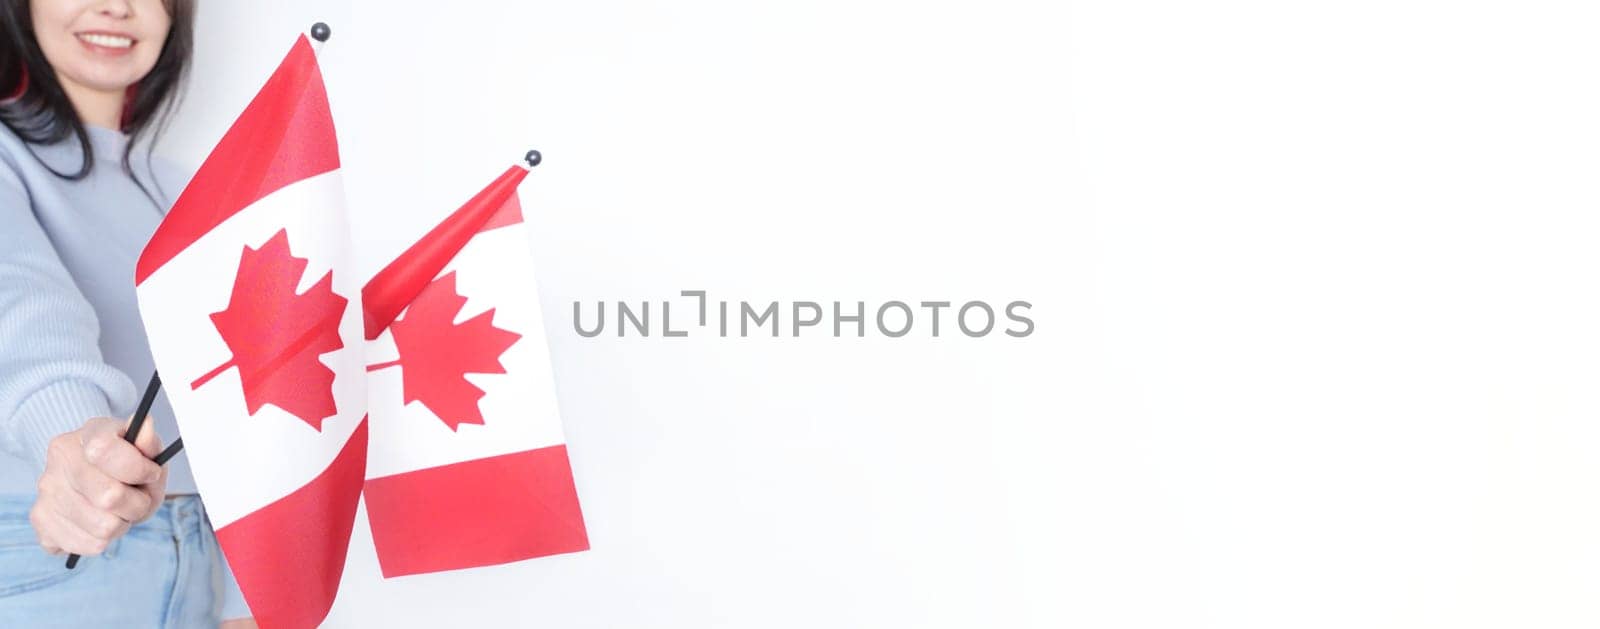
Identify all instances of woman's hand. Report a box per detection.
[28,417,167,556]
[220,618,258,629]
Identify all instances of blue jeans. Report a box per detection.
[0,494,232,628]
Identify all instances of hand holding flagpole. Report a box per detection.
[64,373,177,569]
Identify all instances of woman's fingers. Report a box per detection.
[123,414,164,459]
[32,475,125,556]
[27,501,63,555]
[56,484,132,550]
[81,417,163,485]
[136,464,168,522]
[65,456,154,522]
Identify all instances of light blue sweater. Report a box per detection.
[0,123,196,494]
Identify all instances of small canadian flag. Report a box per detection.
[136,34,365,629]
[361,161,589,577]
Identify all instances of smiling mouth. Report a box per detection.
[76,32,135,49]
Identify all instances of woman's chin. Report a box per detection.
[60,67,149,96]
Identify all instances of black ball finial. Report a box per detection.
[524,149,542,168]
[310,22,332,42]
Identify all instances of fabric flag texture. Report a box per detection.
[361,163,588,578]
[135,35,366,629]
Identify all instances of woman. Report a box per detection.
[0,0,253,626]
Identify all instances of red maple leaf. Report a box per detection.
[368,272,520,431]
[191,229,348,431]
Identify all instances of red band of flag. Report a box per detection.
[364,445,588,578]
[136,35,339,285]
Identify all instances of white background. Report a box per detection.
[157,1,1600,627]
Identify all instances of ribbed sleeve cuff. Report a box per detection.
[10,379,111,473]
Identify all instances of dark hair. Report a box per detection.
[0,0,194,184]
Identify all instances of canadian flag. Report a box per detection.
[361,161,589,578]
[135,35,365,629]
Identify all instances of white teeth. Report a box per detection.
[78,33,133,49]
